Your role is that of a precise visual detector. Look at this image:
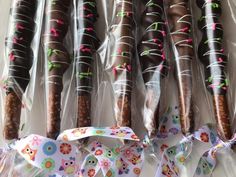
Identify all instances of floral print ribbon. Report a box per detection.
[57,126,140,142]
[1,107,236,177]
[154,106,236,177]
[194,135,236,177]
[0,127,144,177]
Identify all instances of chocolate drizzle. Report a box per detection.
[43,0,71,139]
[138,0,168,137]
[3,0,37,140]
[75,0,99,128]
[109,0,135,127]
[167,0,194,135]
[196,0,232,140]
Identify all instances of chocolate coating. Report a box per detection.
[75,0,99,128]
[167,0,194,135]
[43,0,71,139]
[196,0,232,140]
[138,0,168,138]
[110,0,135,127]
[3,0,37,140]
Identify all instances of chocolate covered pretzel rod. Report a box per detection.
[43,0,71,139]
[196,0,232,140]
[75,0,99,128]
[138,0,168,137]
[109,0,135,127]
[3,0,37,140]
[167,0,194,135]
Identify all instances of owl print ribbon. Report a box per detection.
[154,112,236,177]
[0,126,144,177]
[1,107,236,177]
[194,135,236,177]
[136,104,236,177]
[57,126,140,142]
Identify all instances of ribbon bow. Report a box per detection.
[153,105,236,177]
[0,127,144,177]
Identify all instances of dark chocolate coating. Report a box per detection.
[43,0,71,139]
[3,0,37,140]
[167,0,194,135]
[5,0,36,93]
[138,0,168,138]
[109,0,135,127]
[196,0,232,140]
[75,0,99,128]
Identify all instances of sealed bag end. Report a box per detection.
[143,90,160,139]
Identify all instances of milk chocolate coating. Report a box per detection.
[138,0,168,137]
[3,0,37,140]
[43,0,71,139]
[196,0,232,140]
[167,0,194,135]
[75,0,99,128]
[110,0,135,127]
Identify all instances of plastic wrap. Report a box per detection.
[195,0,232,140]
[165,0,195,136]
[74,0,100,128]
[0,0,235,177]
[1,0,45,140]
[43,0,72,139]
[137,0,168,138]
[105,0,135,127]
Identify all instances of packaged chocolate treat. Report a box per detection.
[138,0,169,138]
[2,0,44,140]
[74,0,100,128]
[165,0,195,136]
[106,0,135,127]
[196,0,233,140]
[43,0,72,139]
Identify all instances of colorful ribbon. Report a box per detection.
[0,107,235,177]
[154,106,236,177]
[0,127,144,177]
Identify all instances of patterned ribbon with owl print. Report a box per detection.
[0,108,235,177]
[155,123,236,177]
[0,126,144,177]
[139,105,235,177]
[193,135,236,177]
